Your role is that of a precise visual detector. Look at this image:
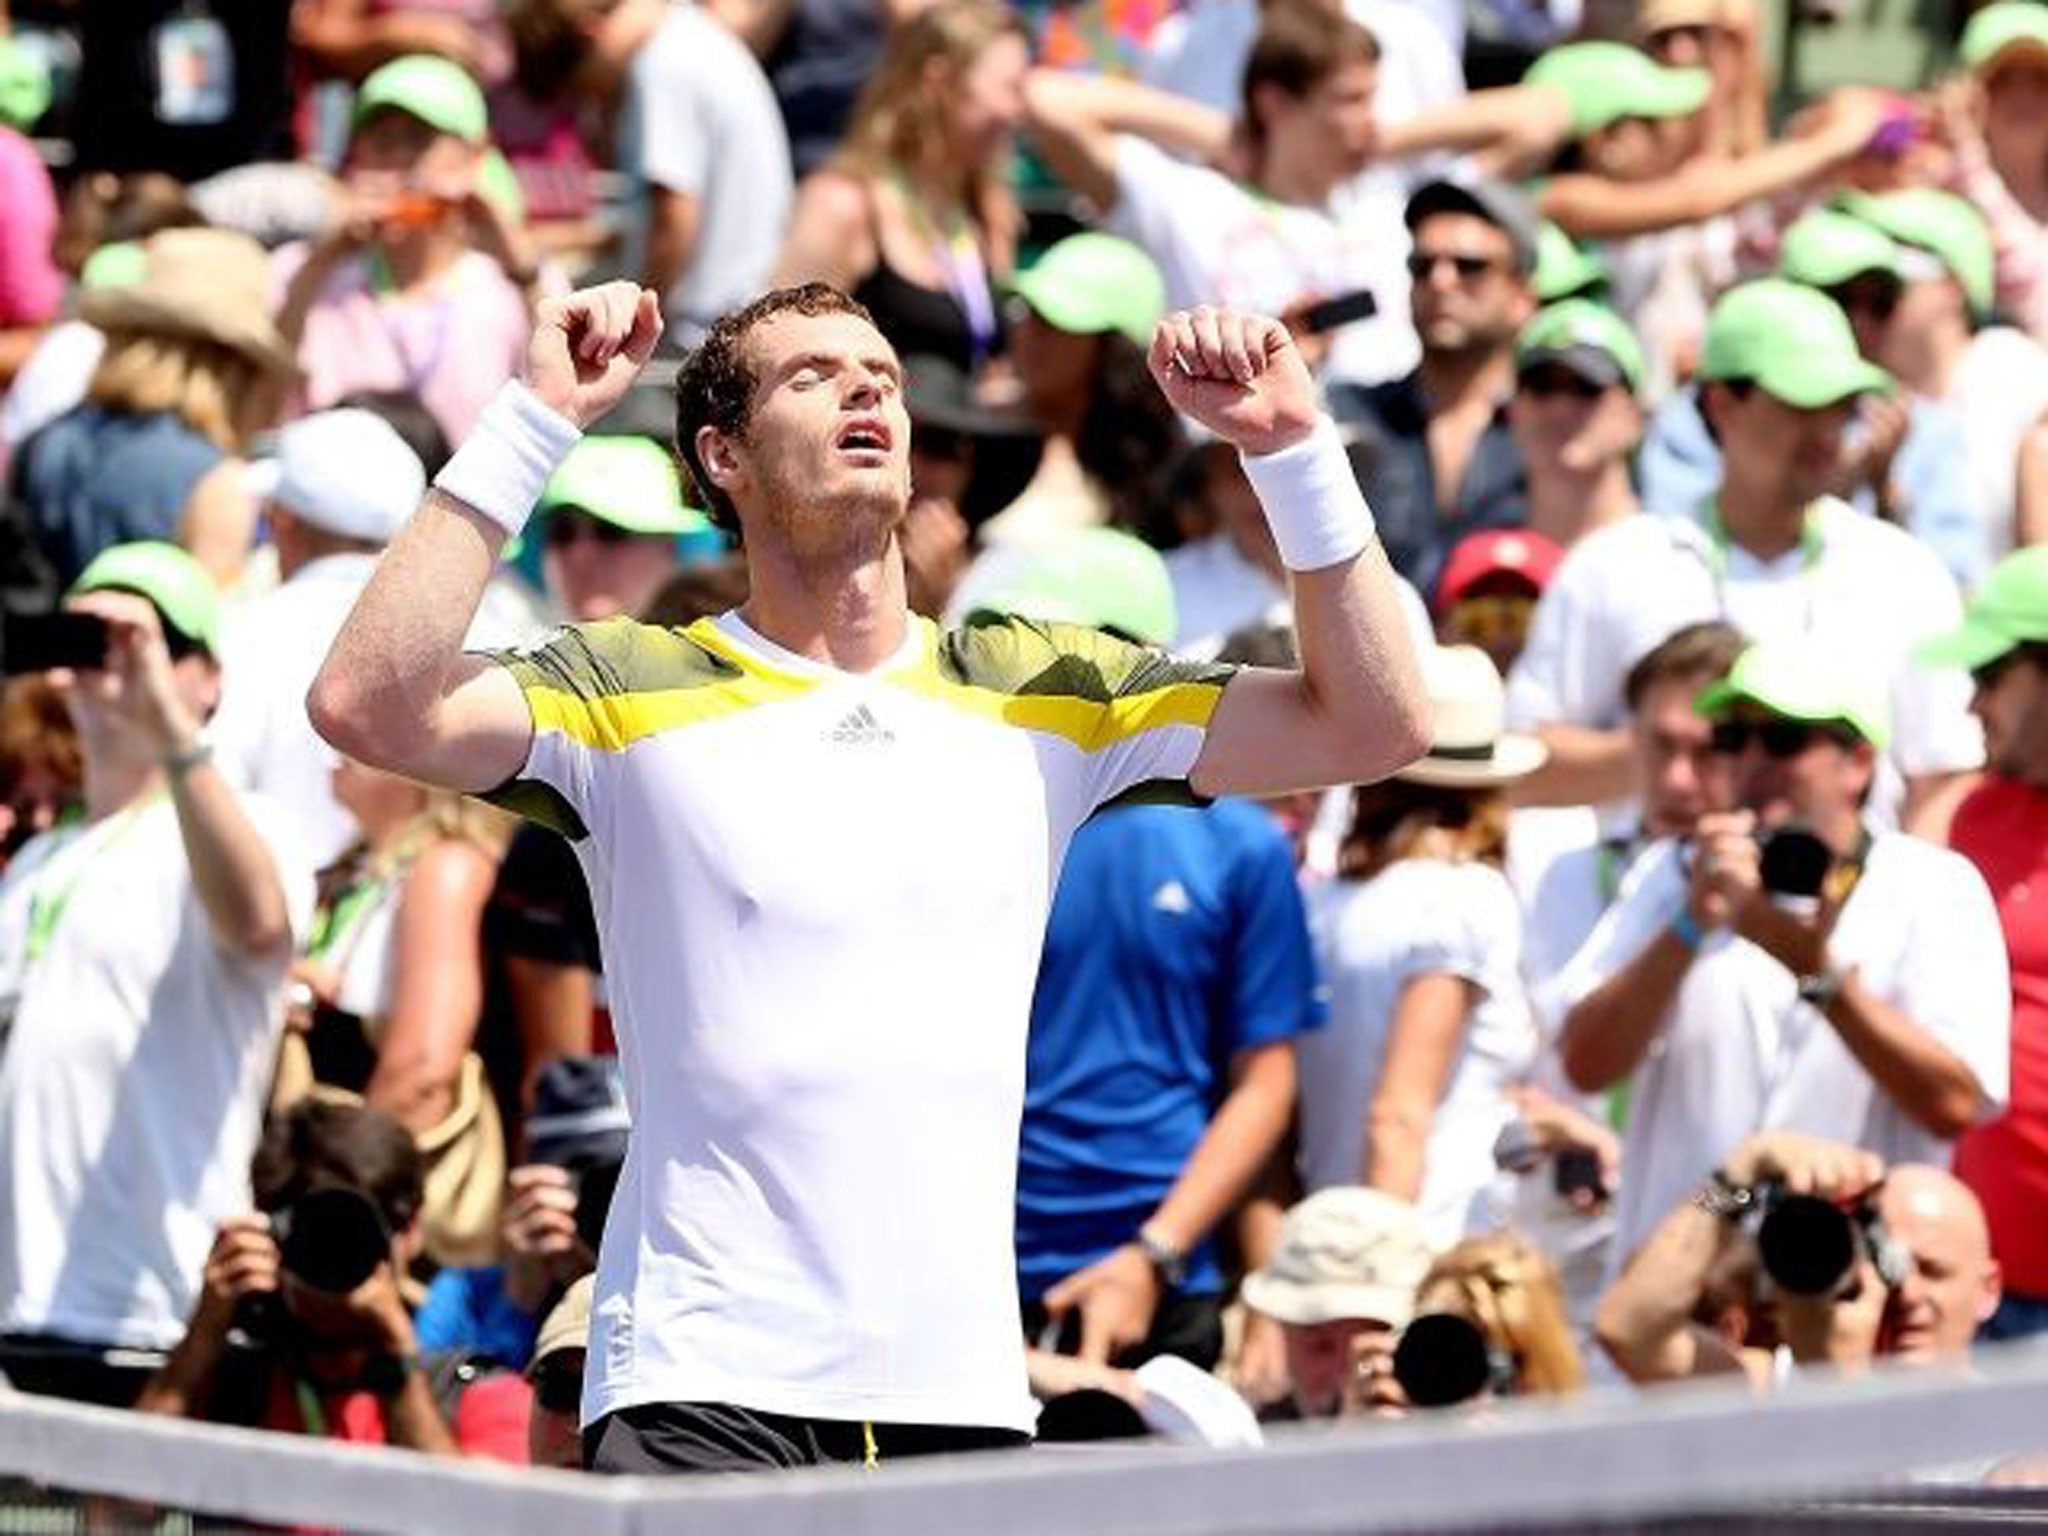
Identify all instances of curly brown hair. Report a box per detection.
[671,284,879,535]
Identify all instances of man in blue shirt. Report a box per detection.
[976,529,1323,1370]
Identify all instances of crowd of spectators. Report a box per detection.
[0,0,2041,1484]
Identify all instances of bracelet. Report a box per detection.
[433,380,582,539]
[161,739,214,778]
[1669,906,1705,951]
[1237,418,1377,572]
[1692,1167,1756,1222]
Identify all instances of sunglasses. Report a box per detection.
[1517,366,1604,401]
[1406,251,1505,283]
[544,511,635,551]
[1707,718,1856,758]
[1443,592,1536,646]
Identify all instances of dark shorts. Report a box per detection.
[582,1400,1032,1475]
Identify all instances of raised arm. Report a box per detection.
[1022,69,1234,213]
[1151,308,1428,798]
[307,284,663,791]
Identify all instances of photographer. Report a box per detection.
[136,1100,456,1455]
[1595,1130,2001,1386]
[1555,640,2009,1266]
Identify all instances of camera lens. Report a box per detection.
[279,1186,390,1295]
[1756,1193,1859,1296]
[1393,1312,1497,1409]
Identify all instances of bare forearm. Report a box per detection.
[169,761,293,958]
[277,238,354,345]
[1823,977,1985,1138]
[2018,421,2048,548]
[1145,1050,1296,1253]
[384,1370,460,1455]
[136,1304,233,1419]
[1594,1203,1730,1382]
[1363,1102,1427,1203]
[1288,545,1430,780]
[1378,85,1569,163]
[1559,929,1692,1092]
[1519,723,1633,808]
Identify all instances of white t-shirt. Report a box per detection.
[483,610,1235,1432]
[1554,833,2011,1265]
[623,4,794,342]
[1946,326,2048,571]
[0,796,314,1350]
[1296,858,1537,1246]
[0,319,103,455]
[212,553,544,868]
[1108,136,1419,389]
[1505,501,1983,823]
[1164,533,1288,653]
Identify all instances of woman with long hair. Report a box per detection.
[1414,1233,1586,1399]
[770,0,1028,371]
[1294,646,1542,1246]
[281,759,514,1267]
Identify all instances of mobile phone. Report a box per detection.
[1554,1146,1609,1204]
[1298,288,1379,334]
[3,611,111,675]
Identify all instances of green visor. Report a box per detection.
[1009,234,1166,350]
[1695,639,1891,749]
[1525,41,1711,135]
[1917,546,2048,672]
[1696,279,1892,409]
[966,528,1177,647]
[69,541,222,655]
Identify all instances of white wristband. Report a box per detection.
[432,380,582,539]
[1238,418,1376,573]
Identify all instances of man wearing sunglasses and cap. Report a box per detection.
[1508,279,1983,838]
[1923,547,2048,1341]
[0,543,314,1406]
[1554,639,2009,1267]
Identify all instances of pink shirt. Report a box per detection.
[280,246,527,443]
[0,128,62,327]
[1948,137,2048,346]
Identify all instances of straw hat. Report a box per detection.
[79,228,298,378]
[1396,644,1549,787]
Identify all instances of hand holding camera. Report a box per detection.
[1686,810,1761,930]
[199,1215,282,1326]
[502,1163,595,1315]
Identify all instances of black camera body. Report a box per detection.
[1752,1180,1909,1297]
[1757,823,1834,900]
[272,1184,392,1296]
[1392,1312,1515,1409]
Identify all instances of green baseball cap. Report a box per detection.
[1777,208,1902,290]
[1010,234,1166,350]
[69,541,222,655]
[1840,189,1995,318]
[0,37,51,131]
[536,437,710,537]
[1516,299,1645,392]
[1961,1,2048,70]
[1524,41,1711,135]
[353,54,488,144]
[968,528,1177,647]
[79,241,147,293]
[1916,546,2048,671]
[1696,279,1892,408]
[1534,221,1607,303]
[1695,640,1892,749]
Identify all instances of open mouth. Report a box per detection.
[836,418,893,457]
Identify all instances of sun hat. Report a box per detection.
[1009,234,1166,349]
[1436,530,1566,613]
[1395,643,1549,787]
[68,542,222,655]
[966,528,1178,648]
[1405,178,1540,276]
[78,228,298,378]
[1839,189,1996,318]
[270,409,427,545]
[1916,546,2048,672]
[1694,639,1892,749]
[1515,299,1645,392]
[352,54,489,144]
[1241,1188,1437,1328]
[1534,222,1607,303]
[1777,207,1903,290]
[1132,1356,1265,1449]
[1960,1,2048,71]
[1695,279,1891,408]
[524,1056,631,1171]
[1524,41,1711,135]
[536,437,710,537]
[529,1275,594,1375]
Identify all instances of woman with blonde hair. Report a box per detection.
[1413,1232,1586,1399]
[771,0,1028,370]
[13,228,294,587]
[281,758,514,1267]
[1294,645,1542,1246]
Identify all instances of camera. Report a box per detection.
[1752,1181,1909,1298]
[1392,1312,1514,1409]
[1757,823,1833,900]
[272,1185,392,1295]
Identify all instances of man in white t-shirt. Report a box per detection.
[0,544,313,1406]
[309,280,1429,1471]
[1554,641,2010,1267]
[1506,279,1983,837]
[1024,0,1419,390]
[505,0,793,347]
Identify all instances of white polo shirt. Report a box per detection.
[1504,501,1983,825]
[483,610,1235,1432]
[1553,833,2010,1265]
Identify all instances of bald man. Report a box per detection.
[1597,1131,2000,1386]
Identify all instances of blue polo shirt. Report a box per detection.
[1015,799,1325,1300]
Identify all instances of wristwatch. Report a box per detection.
[1134,1225,1187,1290]
[360,1351,424,1399]
[1796,962,1849,1009]
[1692,1167,1757,1222]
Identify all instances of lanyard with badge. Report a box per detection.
[22,800,160,966]
[1693,502,1828,637]
[889,173,999,366]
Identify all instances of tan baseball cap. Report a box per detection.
[1241,1187,1436,1327]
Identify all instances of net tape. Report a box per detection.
[5,1340,2048,1536]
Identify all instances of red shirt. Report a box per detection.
[1951,776,2048,1296]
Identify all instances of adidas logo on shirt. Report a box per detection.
[828,703,894,745]
[1151,880,1192,915]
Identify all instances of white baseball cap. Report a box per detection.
[270,408,426,544]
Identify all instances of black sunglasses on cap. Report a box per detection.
[1517,365,1604,401]
[1708,718,1858,758]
